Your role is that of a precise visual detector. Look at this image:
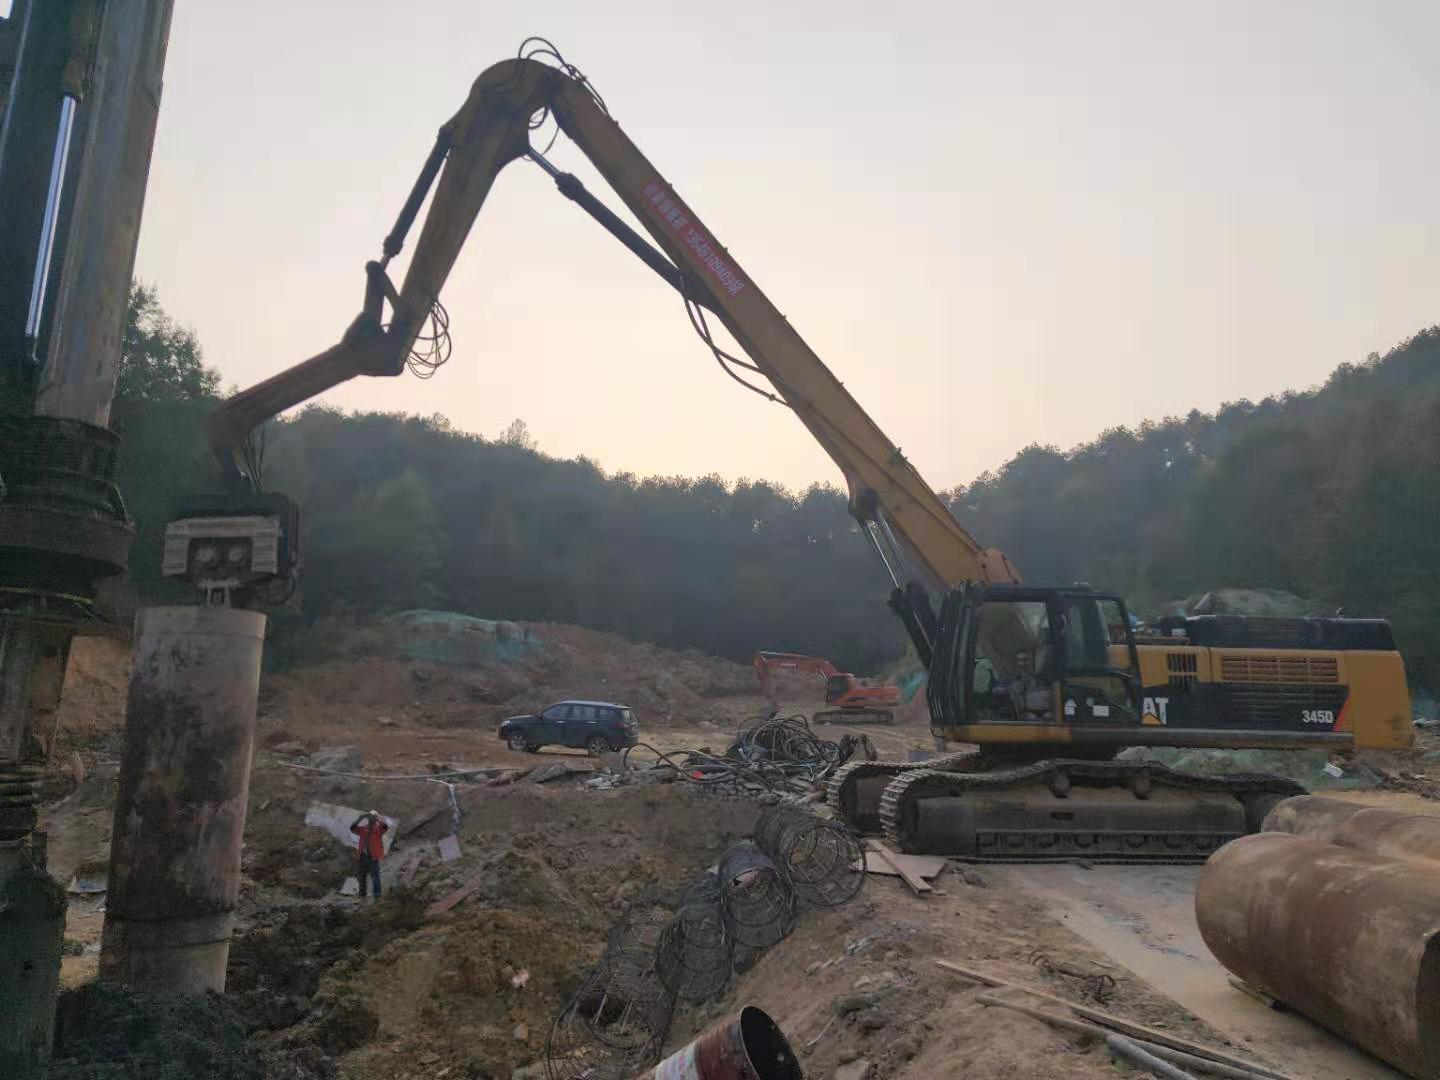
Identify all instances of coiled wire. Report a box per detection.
[547,904,677,1080]
[754,806,865,908]
[717,842,796,951]
[656,900,730,1002]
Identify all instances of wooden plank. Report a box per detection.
[863,852,947,879]
[866,839,931,894]
[934,960,1294,1080]
[976,995,1271,1080]
[425,874,486,918]
[900,854,947,878]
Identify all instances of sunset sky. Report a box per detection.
[133,0,1439,493]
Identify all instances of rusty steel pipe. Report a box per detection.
[100,606,264,994]
[632,1007,802,1080]
[1263,795,1440,866]
[1196,832,1440,1078]
[1260,794,1367,838]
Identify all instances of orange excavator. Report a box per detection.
[753,651,899,724]
[172,40,1412,861]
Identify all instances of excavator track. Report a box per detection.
[814,708,895,725]
[826,752,981,833]
[876,760,1306,864]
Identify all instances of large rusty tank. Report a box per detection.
[1263,794,1440,866]
[1195,830,1440,1078]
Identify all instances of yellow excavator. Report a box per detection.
[172,40,1413,862]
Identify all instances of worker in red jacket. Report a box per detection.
[349,809,389,898]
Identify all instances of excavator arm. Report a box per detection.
[204,54,1017,652]
[753,651,839,699]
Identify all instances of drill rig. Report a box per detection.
[174,41,1412,862]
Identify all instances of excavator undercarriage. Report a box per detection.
[828,754,1304,863]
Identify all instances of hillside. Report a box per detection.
[949,326,1440,685]
[261,614,761,733]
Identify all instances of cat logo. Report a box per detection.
[1142,696,1170,725]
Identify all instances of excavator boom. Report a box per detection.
[206,56,1016,637]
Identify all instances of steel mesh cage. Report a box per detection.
[717,843,795,950]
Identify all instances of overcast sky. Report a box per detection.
[133,1,1438,493]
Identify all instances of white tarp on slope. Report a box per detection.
[304,801,398,855]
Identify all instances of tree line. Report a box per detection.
[947,327,1440,687]
[112,283,1440,686]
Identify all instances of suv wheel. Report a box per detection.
[585,735,612,756]
[508,733,536,753]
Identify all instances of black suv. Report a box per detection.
[498,700,638,755]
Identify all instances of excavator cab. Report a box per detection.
[824,674,855,705]
[929,585,1143,737]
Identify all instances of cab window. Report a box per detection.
[1058,596,1137,723]
[970,600,1052,721]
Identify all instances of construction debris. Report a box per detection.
[979,996,1243,1078]
[306,746,365,772]
[526,763,571,784]
[65,862,108,896]
[1028,951,1117,1004]
[864,840,932,895]
[935,959,1293,1080]
[642,1006,802,1080]
[605,715,876,801]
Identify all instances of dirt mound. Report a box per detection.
[227,779,762,1080]
[1117,746,1377,789]
[50,981,330,1080]
[1154,587,1319,619]
[1118,739,1440,794]
[52,635,132,755]
[262,615,760,735]
[39,766,121,886]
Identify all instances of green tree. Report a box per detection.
[116,282,219,403]
[110,283,223,598]
[304,468,445,614]
[499,417,536,450]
